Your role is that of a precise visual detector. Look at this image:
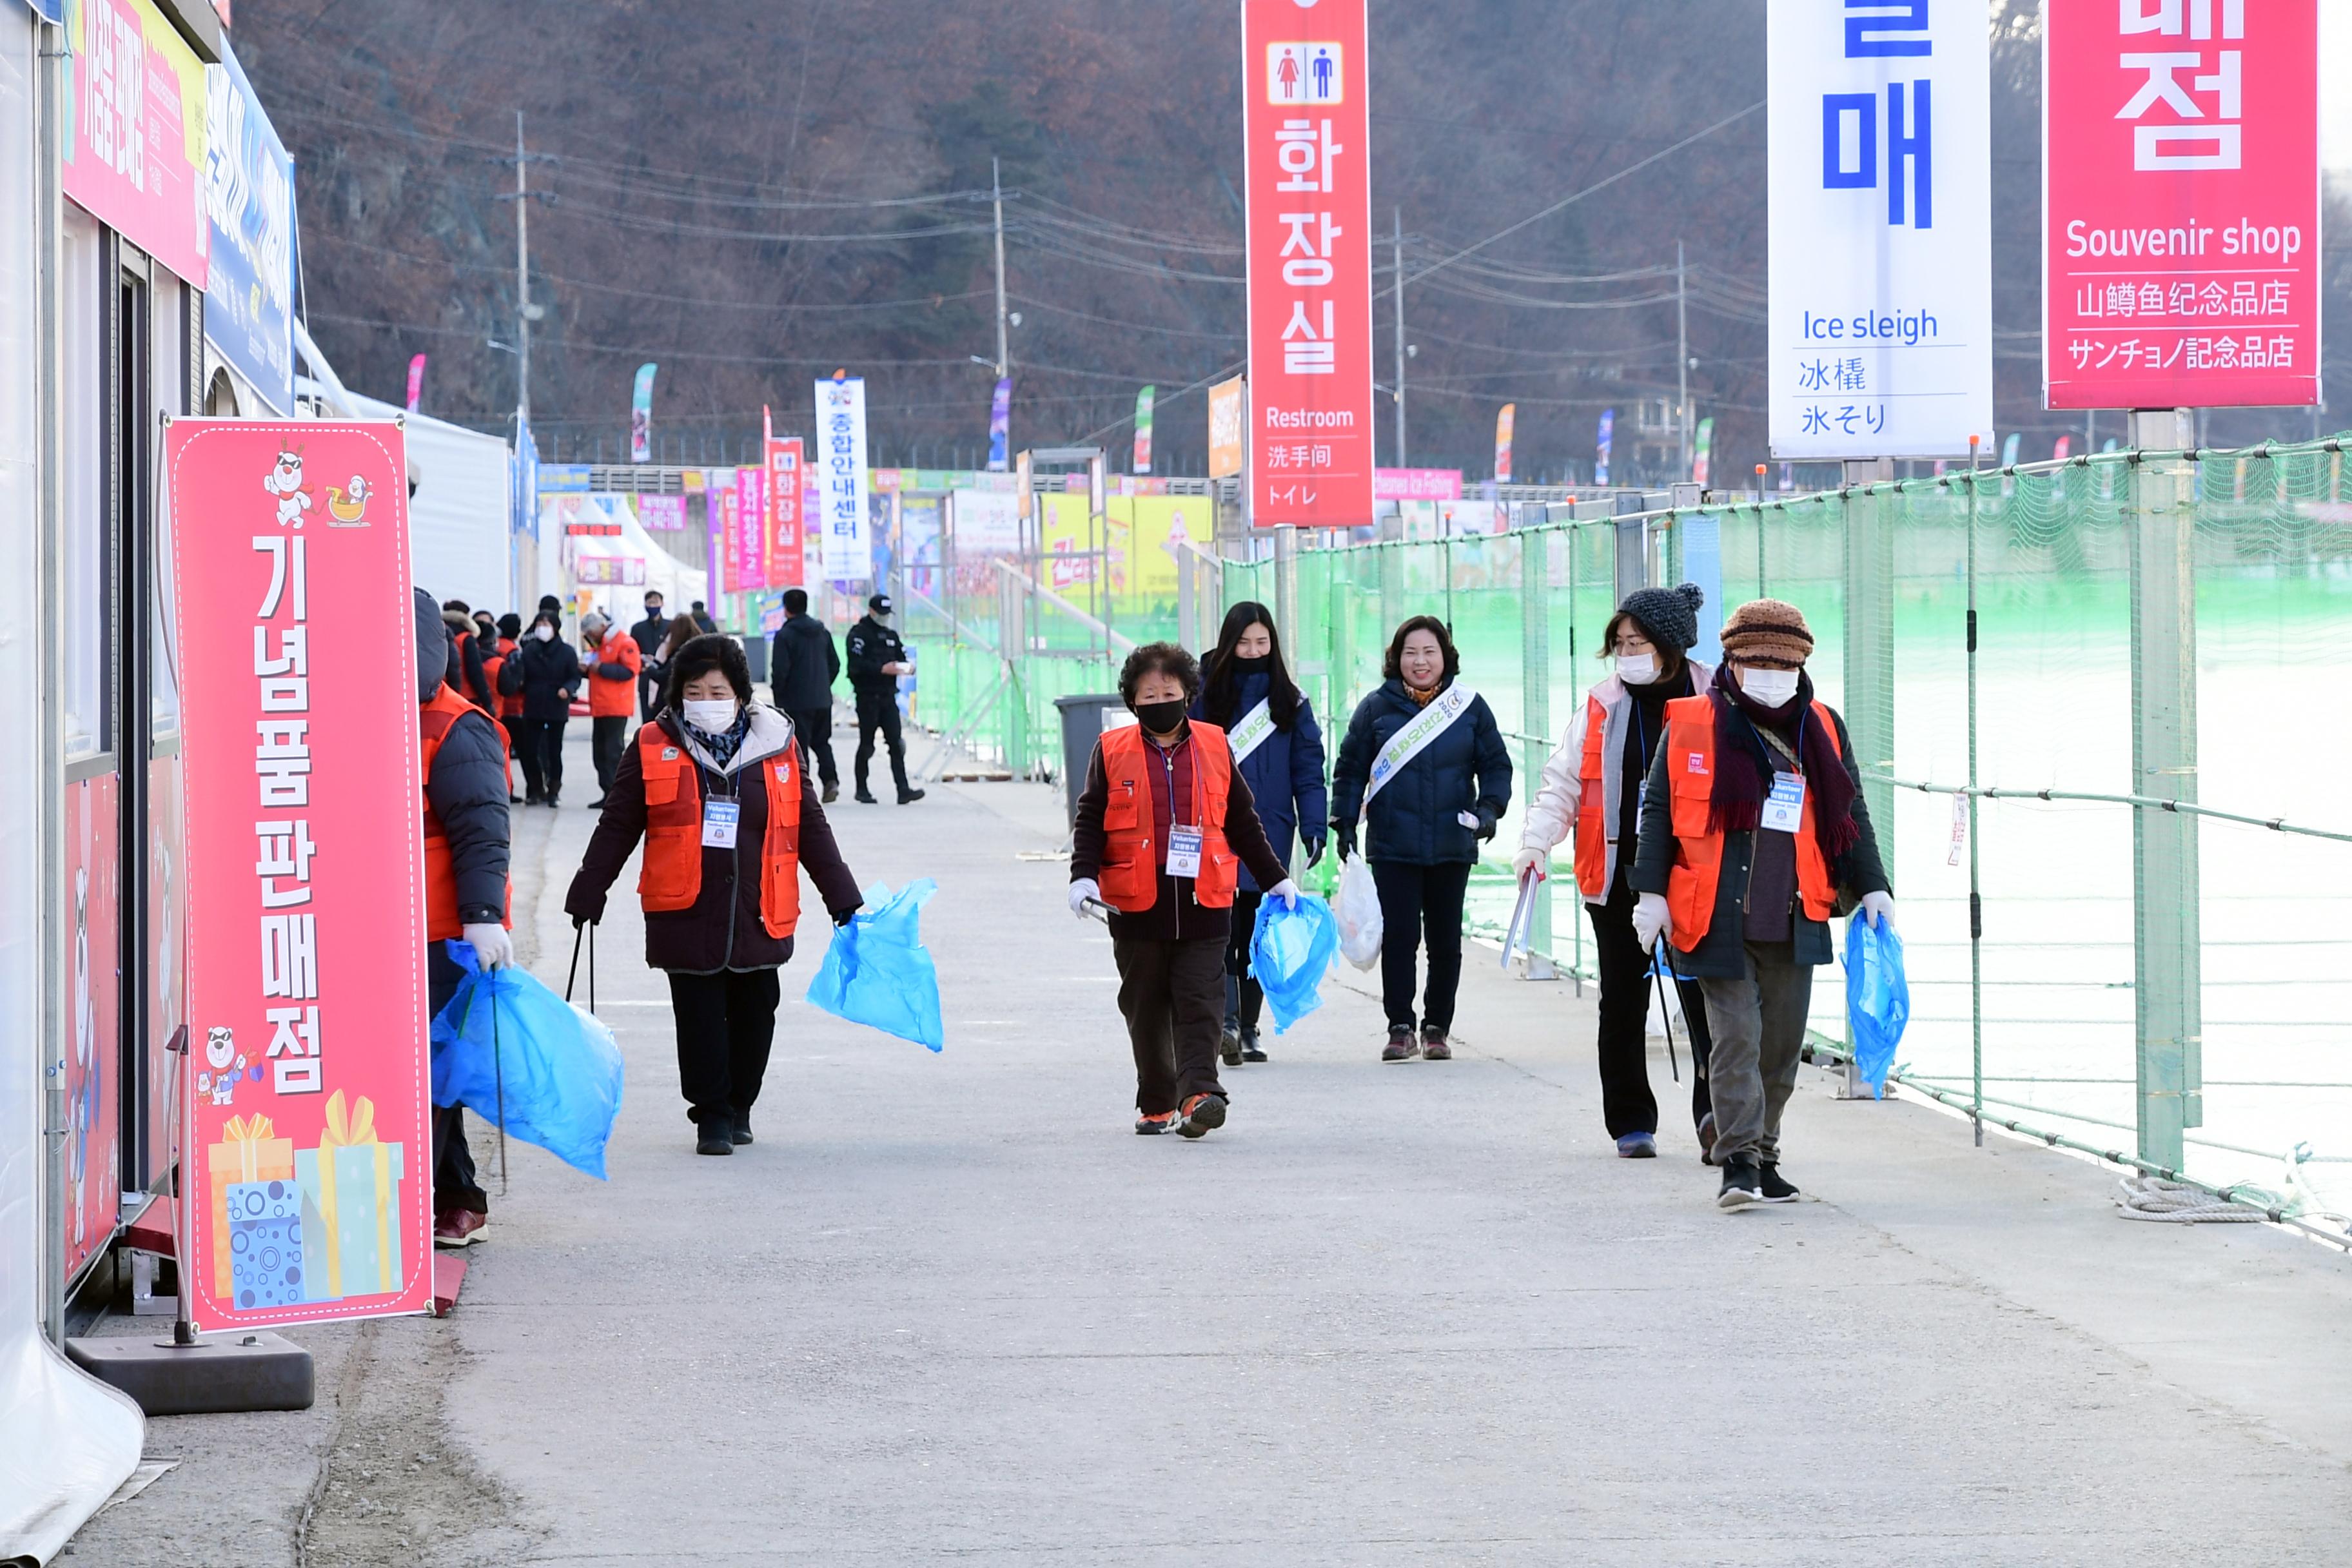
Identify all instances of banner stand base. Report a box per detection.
[64,1331,315,1416]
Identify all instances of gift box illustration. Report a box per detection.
[207,1113,295,1300]
[293,1090,407,1300]
[226,1179,306,1309]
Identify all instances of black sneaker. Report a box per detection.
[854,789,880,805]
[1239,1037,1268,1064]
[1758,1162,1799,1204]
[731,1114,754,1147]
[1220,1028,1243,1067]
[897,788,926,804]
[1718,1155,1763,1210]
[1381,1026,1419,1063]
[696,1124,734,1156]
[588,796,607,810]
[1135,1109,1181,1135]
[1177,1092,1228,1139]
[821,784,839,804]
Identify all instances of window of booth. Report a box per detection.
[60,206,108,762]
[148,270,184,741]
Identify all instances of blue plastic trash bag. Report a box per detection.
[1251,892,1338,1034]
[805,879,944,1052]
[1843,909,1910,1099]
[430,941,625,1179]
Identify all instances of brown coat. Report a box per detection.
[566,706,862,973]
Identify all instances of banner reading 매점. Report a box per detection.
[1767,0,1991,458]
[167,418,434,1331]
[1242,0,1375,528]
[2044,0,2320,409]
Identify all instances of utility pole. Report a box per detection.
[992,157,1010,378]
[1393,208,1407,467]
[1676,239,1691,480]
[515,112,532,424]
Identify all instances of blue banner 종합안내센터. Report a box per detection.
[203,41,296,413]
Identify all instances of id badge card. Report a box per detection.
[1166,824,1204,878]
[1761,771,1806,834]
[702,798,741,848]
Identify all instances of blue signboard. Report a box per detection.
[203,42,296,413]
[537,464,593,494]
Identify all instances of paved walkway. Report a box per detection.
[72,726,2352,1565]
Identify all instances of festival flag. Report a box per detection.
[1595,408,1614,485]
[1692,417,1714,486]
[1494,403,1516,484]
[405,354,426,413]
[2001,433,2021,467]
[631,363,658,464]
[987,377,1012,472]
[1133,385,1157,475]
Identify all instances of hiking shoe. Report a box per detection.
[588,796,607,809]
[1759,1162,1800,1204]
[1718,1156,1763,1210]
[821,784,839,804]
[433,1210,489,1249]
[1421,1026,1452,1061]
[1616,1133,1658,1159]
[854,790,880,805]
[1240,1037,1268,1064]
[696,1124,734,1156]
[1696,1112,1720,1166]
[897,788,926,804]
[1220,1028,1244,1067]
[1177,1093,1228,1139]
[1382,1026,1419,1063]
[731,1114,754,1147]
[1135,1109,1181,1135]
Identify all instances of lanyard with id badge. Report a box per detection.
[1753,719,1806,835]
[1158,739,1205,879]
[703,790,741,848]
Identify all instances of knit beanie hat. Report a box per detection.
[1718,598,1814,668]
[1616,582,1704,653]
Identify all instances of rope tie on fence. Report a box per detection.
[2113,1175,2269,1224]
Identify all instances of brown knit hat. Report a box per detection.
[1718,598,1814,669]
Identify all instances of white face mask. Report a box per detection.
[1615,653,1658,685]
[1739,667,1801,706]
[533,624,555,643]
[682,698,740,732]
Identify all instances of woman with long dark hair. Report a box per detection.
[1191,601,1329,1064]
[1331,616,1512,1063]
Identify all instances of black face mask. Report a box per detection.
[1132,698,1188,735]
[1229,654,1272,675]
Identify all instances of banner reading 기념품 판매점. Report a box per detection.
[1243,0,1375,527]
[2043,0,2319,409]
[817,377,872,583]
[168,418,435,1331]
[1767,0,1991,458]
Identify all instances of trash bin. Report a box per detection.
[1052,693,1132,830]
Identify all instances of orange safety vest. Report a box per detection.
[1660,694,1843,948]
[490,638,522,718]
[420,682,515,941]
[585,631,642,718]
[636,723,803,937]
[1095,721,1239,914]
[1573,690,1611,899]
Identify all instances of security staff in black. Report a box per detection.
[845,593,925,805]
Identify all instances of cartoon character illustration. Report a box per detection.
[264,447,313,529]
[205,1025,234,1072]
[326,474,372,525]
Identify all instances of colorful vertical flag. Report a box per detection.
[1595,409,1614,486]
[1133,385,1157,475]
[1493,404,1516,484]
[631,363,658,464]
[987,377,1012,472]
[2000,433,2021,467]
[1692,417,1714,486]
[2052,435,2072,462]
[405,354,426,413]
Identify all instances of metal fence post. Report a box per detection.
[1273,525,1298,670]
[2129,409,2202,1171]
[1841,458,1897,881]
[1377,510,1403,641]
[1520,519,1556,979]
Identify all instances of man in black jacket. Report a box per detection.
[769,587,842,802]
[499,607,580,805]
[415,590,511,1248]
[844,593,923,805]
[629,590,670,719]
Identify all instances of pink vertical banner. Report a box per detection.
[404,355,426,413]
[167,417,433,1330]
[715,469,741,593]
[63,0,211,287]
[734,467,767,592]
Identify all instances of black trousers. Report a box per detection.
[1113,935,1227,1113]
[505,715,539,799]
[425,943,487,1213]
[518,716,567,799]
[667,968,783,1128]
[1222,890,1265,1037]
[792,705,839,788]
[854,689,909,795]
[1371,859,1471,1034]
[591,714,628,796]
[1586,881,1715,1139]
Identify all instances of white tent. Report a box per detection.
[343,391,516,617]
[560,496,706,623]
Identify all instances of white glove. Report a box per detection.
[1632,893,1671,954]
[1859,890,1897,936]
[1267,878,1302,911]
[1068,878,1101,918]
[460,923,513,971]
[1511,847,1549,885]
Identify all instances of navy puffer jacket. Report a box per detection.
[1331,679,1513,867]
[1190,669,1328,891]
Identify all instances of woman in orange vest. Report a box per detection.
[565,634,864,1155]
[578,611,643,810]
[480,612,523,805]
[1627,599,1894,1210]
[1068,642,1301,1138]
[1517,583,1720,1161]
